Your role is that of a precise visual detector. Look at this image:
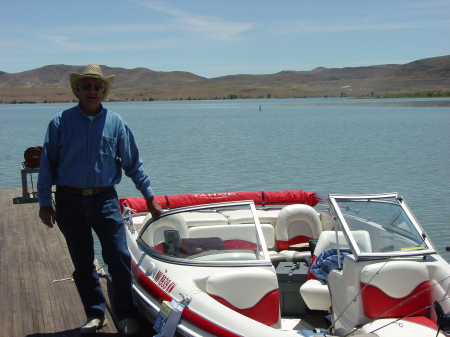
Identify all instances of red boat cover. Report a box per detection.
[120,190,318,213]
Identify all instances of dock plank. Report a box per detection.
[1,188,121,336]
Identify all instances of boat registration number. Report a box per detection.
[151,268,177,293]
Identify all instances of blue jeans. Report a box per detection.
[55,188,136,320]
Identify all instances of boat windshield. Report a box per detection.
[329,193,436,260]
[138,201,272,265]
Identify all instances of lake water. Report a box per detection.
[1,98,449,260]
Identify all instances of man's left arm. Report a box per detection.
[119,125,162,216]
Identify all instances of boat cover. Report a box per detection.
[119,190,318,212]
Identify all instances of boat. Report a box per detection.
[120,190,450,336]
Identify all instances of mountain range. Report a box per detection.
[1,55,449,103]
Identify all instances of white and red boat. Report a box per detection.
[120,190,450,337]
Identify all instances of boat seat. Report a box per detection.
[360,261,431,318]
[300,230,372,311]
[206,268,280,326]
[317,211,335,231]
[189,223,275,251]
[221,209,280,225]
[179,211,229,227]
[142,213,189,248]
[358,261,435,336]
[275,204,322,263]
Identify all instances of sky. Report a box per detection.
[1,0,449,79]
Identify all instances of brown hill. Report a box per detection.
[1,55,449,103]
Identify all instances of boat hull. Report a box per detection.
[122,191,450,337]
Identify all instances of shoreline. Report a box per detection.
[1,89,449,105]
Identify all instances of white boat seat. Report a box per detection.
[143,213,189,248]
[317,211,335,231]
[358,261,436,336]
[276,204,322,262]
[300,230,372,311]
[360,261,431,320]
[221,209,280,225]
[189,223,275,251]
[180,211,229,227]
[206,269,280,326]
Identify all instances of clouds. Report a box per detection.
[1,0,449,77]
[129,0,255,40]
[269,18,450,35]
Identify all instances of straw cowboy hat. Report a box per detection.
[70,64,115,99]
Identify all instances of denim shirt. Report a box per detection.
[38,104,154,207]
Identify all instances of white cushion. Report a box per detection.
[314,230,372,255]
[360,261,429,298]
[206,269,278,309]
[276,204,321,242]
[299,230,372,311]
[260,224,276,249]
[222,209,280,225]
[144,213,189,247]
[180,212,228,227]
[278,250,311,262]
[189,224,275,248]
[300,279,332,310]
[318,211,335,231]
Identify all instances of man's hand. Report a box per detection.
[39,206,56,228]
[146,196,163,217]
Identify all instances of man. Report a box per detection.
[38,64,162,335]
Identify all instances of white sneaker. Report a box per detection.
[119,317,140,335]
[80,317,107,335]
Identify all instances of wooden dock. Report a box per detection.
[0,188,153,336]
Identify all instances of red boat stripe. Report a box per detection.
[132,261,242,337]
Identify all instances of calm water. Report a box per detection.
[1,98,449,258]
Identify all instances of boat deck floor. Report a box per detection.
[1,188,153,336]
[280,312,329,335]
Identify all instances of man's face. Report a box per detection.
[76,78,107,111]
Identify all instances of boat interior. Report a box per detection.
[123,196,450,336]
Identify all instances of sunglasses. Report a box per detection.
[79,82,105,92]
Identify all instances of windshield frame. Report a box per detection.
[137,200,272,267]
[328,193,436,260]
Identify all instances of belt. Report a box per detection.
[57,185,114,196]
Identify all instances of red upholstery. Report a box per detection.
[206,269,280,326]
[209,289,280,326]
[275,204,322,253]
[361,281,431,319]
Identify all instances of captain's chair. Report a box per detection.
[357,261,436,335]
[275,204,322,262]
[206,269,280,326]
[300,230,372,311]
